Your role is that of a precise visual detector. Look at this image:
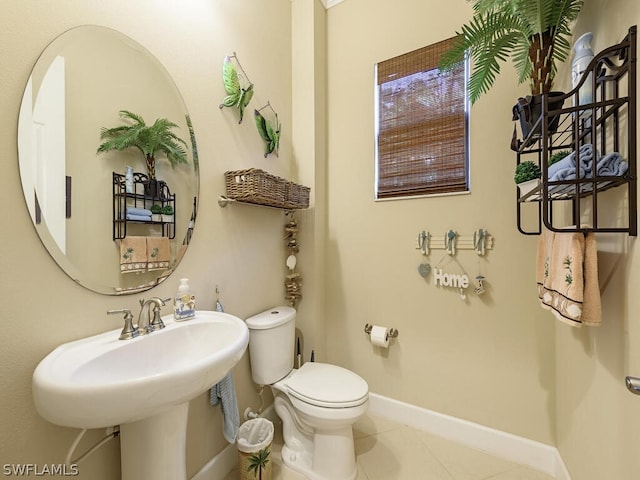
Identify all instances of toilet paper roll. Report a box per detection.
[370,325,390,348]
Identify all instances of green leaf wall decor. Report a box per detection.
[254,103,280,158]
[219,53,254,124]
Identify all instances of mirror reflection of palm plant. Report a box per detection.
[247,448,270,480]
[97,110,189,180]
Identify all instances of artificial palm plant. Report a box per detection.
[97,110,189,179]
[440,0,584,104]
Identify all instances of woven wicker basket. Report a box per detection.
[224,169,287,208]
[284,182,310,209]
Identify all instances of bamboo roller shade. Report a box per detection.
[376,37,468,198]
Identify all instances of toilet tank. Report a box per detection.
[245,306,296,385]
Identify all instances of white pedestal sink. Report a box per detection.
[32,311,249,480]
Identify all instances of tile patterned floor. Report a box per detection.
[225,413,556,480]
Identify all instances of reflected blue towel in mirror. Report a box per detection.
[126,207,153,216]
[125,214,152,221]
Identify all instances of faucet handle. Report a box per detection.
[107,309,139,340]
[148,297,171,332]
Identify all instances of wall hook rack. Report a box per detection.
[416,229,494,256]
[416,230,430,255]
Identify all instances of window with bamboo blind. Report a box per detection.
[375,37,469,199]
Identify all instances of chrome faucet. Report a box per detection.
[138,297,170,334]
[107,308,139,340]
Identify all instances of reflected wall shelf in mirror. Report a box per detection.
[113,172,176,240]
[515,26,637,236]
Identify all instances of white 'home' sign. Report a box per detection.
[433,268,469,289]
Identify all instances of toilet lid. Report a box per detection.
[284,362,369,408]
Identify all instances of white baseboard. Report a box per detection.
[191,444,238,480]
[190,405,278,480]
[191,396,570,480]
[368,393,571,480]
[190,443,236,480]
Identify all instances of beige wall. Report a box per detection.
[326,1,640,479]
[325,0,556,445]
[2,0,640,479]
[0,1,301,478]
[554,2,640,479]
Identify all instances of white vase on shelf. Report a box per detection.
[517,179,540,197]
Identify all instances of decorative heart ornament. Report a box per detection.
[417,263,431,278]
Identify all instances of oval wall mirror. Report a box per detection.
[18,25,199,295]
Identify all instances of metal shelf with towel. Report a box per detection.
[514,26,637,236]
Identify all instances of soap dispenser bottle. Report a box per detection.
[174,278,196,321]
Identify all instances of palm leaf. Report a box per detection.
[441,0,584,102]
[97,111,147,156]
[445,10,524,103]
[97,110,189,178]
[247,448,270,478]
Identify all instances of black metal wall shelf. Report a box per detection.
[112,172,176,240]
[515,26,637,236]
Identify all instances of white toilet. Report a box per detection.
[246,306,369,480]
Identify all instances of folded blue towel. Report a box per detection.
[126,214,152,221]
[596,152,628,176]
[547,155,575,180]
[548,144,595,181]
[550,166,588,182]
[576,143,594,172]
[127,207,153,216]
[210,372,240,444]
[548,145,628,183]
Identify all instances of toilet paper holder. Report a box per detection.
[364,323,399,340]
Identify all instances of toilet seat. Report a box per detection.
[281,362,368,408]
